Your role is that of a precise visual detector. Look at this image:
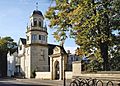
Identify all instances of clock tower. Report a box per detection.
[25,9,48,78]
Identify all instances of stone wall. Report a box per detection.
[65,71,72,79]
[35,71,72,80]
[35,72,51,79]
[73,73,120,80]
[72,61,81,76]
[35,61,120,80]
[72,61,120,80]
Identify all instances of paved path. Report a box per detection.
[0,79,51,86]
[1,78,120,86]
[16,79,72,86]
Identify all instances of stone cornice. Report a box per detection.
[49,53,62,57]
[26,43,48,47]
[26,29,48,34]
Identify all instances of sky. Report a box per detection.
[0,0,78,53]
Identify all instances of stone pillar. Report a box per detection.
[72,61,81,76]
[50,57,53,80]
[59,56,63,80]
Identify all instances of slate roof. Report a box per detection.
[32,10,43,16]
[48,44,67,55]
[48,44,57,55]
[18,38,66,55]
[20,38,26,45]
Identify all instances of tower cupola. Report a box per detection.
[26,8,48,45]
[29,9,44,28]
[32,10,43,17]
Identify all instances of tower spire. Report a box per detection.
[36,2,38,10]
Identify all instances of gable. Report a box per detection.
[48,44,67,55]
[48,44,57,55]
[19,38,26,45]
[53,46,61,54]
[18,38,26,54]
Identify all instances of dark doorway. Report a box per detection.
[55,61,59,80]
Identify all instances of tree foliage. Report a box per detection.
[45,0,120,71]
[0,37,17,53]
[0,37,17,77]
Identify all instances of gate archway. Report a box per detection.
[54,61,59,80]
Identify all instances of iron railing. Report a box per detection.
[69,78,120,86]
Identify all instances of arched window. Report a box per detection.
[33,18,37,26]
[39,21,42,27]
[39,18,43,27]
[32,34,37,40]
[39,35,41,40]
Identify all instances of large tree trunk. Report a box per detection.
[100,42,109,71]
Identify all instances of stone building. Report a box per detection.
[17,9,68,79]
[7,51,17,77]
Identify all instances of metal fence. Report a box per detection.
[69,78,120,86]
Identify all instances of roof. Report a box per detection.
[20,38,26,45]
[32,10,43,17]
[48,44,67,55]
[48,44,57,55]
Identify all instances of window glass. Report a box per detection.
[39,35,47,41]
[34,21,37,26]
[39,35,41,40]
[33,18,37,26]
[42,36,45,41]
[32,34,37,40]
[39,21,41,27]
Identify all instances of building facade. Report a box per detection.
[16,9,68,79]
[7,52,17,77]
[17,10,49,78]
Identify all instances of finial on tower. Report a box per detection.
[36,2,38,10]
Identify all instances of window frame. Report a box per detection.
[32,34,37,40]
[33,18,37,27]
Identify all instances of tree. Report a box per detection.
[0,37,17,77]
[109,34,120,70]
[45,0,120,71]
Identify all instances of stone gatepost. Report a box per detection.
[72,61,81,76]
